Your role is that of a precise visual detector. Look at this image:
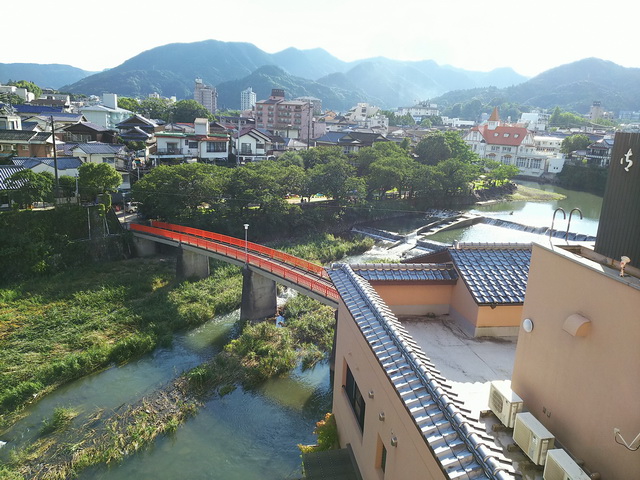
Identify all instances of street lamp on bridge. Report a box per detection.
[243,223,249,264]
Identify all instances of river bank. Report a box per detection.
[0,234,371,479]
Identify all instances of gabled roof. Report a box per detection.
[238,127,271,142]
[12,156,82,170]
[315,131,348,144]
[0,165,25,190]
[448,245,531,305]
[62,121,109,133]
[327,264,515,480]
[70,143,127,155]
[9,104,63,114]
[34,113,85,122]
[115,114,157,129]
[0,130,52,142]
[350,263,458,282]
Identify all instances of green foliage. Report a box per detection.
[78,162,122,199]
[5,169,54,208]
[172,99,213,122]
[8,80,42,99]
[40,406,78,435]
[298,413,339,453]
[556,164,608,195]
[561,134,591,154]
[140,97,174,121]
[549,107,588,128]
[118,96,141,112]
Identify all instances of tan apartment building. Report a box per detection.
[254,89,312,140]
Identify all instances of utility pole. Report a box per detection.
[50,116,60,201]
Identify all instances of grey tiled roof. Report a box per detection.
[71,143,126,155]
[449,247,531,305]
[350,263,457,282]
[327,264,515,480]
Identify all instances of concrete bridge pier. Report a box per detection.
[133,236,157,257]
[177,246,210,280]
[241,265,277,321]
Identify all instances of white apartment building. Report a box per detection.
[518,111,550,131]
[396,102,440,122]
[240,87,256,112]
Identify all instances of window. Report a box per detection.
[206,142,227,153]
[345,365,366,432]
[188,141,198,149]
[22,145,29,151]
[377,437,387,474]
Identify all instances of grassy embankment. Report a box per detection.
[508,184,566,202]
[0,233,372,479]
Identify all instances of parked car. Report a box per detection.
[125,202,140,213]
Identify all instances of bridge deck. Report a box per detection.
[129,222,339,306]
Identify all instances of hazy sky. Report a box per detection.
[4,0,639,77]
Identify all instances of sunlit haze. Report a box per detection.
[4,0,639,78]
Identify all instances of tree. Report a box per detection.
[172,100,213,123]
[77,163,122,200]
[306,157,355,201]
[133,163,229,220]
[5,170,53,208]
[8,80,42,99]
[561,134,591,154]
[118,97,141,112]
[139,97,173,121]
[435,158,480,196]
[299,146,346,170]
[415,132,452,165]
[485,164,519,186]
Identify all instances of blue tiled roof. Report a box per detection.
[327,264,515,480]
[8,104,63,114]
[448,247,531,305]
[0,165,25,189]
[12,157,82,170]
[351,263,458,282]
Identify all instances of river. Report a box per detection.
[0,181,603,479]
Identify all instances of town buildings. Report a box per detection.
[254,89,313,140]
[194,78,218,115]
[240,87,256,112]
[463,108,564,177]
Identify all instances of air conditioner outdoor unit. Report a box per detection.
[513,412,555,465]
[488,380,523,428]
[543,449,590,480]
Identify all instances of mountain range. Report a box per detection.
[2,40,639,114]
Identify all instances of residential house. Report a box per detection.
[0,129,54,159]
[315,131,389,155]
[80,93,132,129]
[235,127,272,163]
[7,103,63,121]
[12,156,82,178]
[26,113,87,132]
[0,105,22,130]
[463,108,551,177]
[0,85,34,102]
[150,118,229,165]
[61,121,116,144]
[254,89,312,140]
[518,111,550,132]
[115,114,158,144]
[585,136,614,167]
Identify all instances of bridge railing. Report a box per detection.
[150,221,330,279]
[130,224,339,302]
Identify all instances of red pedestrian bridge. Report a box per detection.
[129,221,339,319]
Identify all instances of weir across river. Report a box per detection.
[129,221,339,320]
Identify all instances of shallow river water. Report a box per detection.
[0,181,603,479]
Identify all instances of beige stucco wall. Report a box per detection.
[371,283,453,316]
[333,300,447,480]
[512,243,640,479]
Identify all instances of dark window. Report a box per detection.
[345,365,365,432]
[207,142,227,153]
[381,444,387,473]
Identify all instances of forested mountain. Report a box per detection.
[434,58,640,114]
[55,39,527,108]
[6,40,639,114]
[0,63,95,89]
